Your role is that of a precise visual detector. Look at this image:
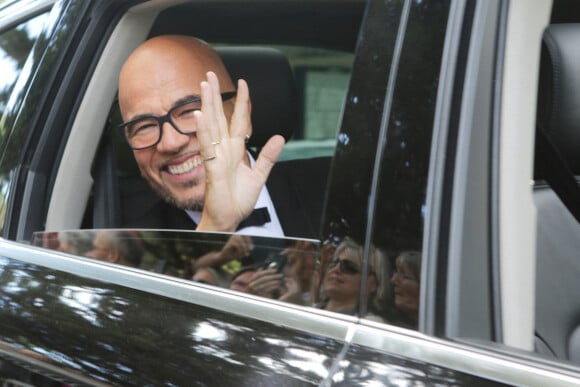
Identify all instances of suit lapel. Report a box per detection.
[266,164,316,238]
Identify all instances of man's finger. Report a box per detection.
[199,81,220,147]
[253,135,285,181]
[207,72,229,140]
[230,79,252,139]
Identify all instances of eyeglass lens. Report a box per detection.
[329,257,360,275]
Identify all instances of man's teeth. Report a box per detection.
[167,158,202,175]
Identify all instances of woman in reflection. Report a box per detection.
[389,250,421,328]
[316,238,384,321]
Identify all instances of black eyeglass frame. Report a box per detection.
[119,91,237,150]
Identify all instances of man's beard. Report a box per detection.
[145,175,204,211]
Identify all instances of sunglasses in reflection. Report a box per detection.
[328,257,361,275]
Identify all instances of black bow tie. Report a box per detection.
[237,207,271,230]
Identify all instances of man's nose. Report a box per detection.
[156,122,193,152]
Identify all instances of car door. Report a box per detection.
[328,0,580,385]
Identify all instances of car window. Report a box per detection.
[0,12,49,222]
[368,1,450,328]
[321,0,450,328]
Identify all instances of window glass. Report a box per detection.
[321,0,404,322]
[0,11,49,234]
[32,230,321,307]
[370,1,450,328]
[0,13,48,129]
[322,0,450,327]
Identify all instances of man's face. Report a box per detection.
[119,39,235,211]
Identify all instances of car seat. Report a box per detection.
[534,23,580,363]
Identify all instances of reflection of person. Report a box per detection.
[192,267,221,286]
[316,238,382,319]
[228,266,256,293]
[57,231,94,255]
[389,251,421,328]
[85,230,143,267]
[245,241,317,304]
[247,260,286,300]
[312,236,339,304]
[280,241,318,305]
[193,235,253,272]
[118,35,304,237]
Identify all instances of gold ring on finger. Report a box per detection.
[211,139,221,145]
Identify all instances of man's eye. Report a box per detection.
[129,121,157,136]
[176,107,200,119]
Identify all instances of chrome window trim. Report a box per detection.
[0,0,54,31]
[355,321,580,386]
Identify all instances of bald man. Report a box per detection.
[118,35,296,236]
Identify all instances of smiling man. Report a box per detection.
[117,35,287,235]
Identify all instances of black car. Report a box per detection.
[0,0,580,385]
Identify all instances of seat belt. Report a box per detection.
[535,126,580,224]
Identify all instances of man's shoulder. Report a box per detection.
[267,156,332,239]
[119,177,194,230]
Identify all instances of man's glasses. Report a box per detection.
[328,257,361,275]
[119,91,236,150]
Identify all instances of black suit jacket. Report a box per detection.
[120,157,330,240]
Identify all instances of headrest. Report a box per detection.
[216,47,296,149]
[537,24,580,174]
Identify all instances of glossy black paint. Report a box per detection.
[337,343,506,386]
[0,249,504,385]
[0,256,341,385]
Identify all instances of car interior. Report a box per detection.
[533,0,580,365]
